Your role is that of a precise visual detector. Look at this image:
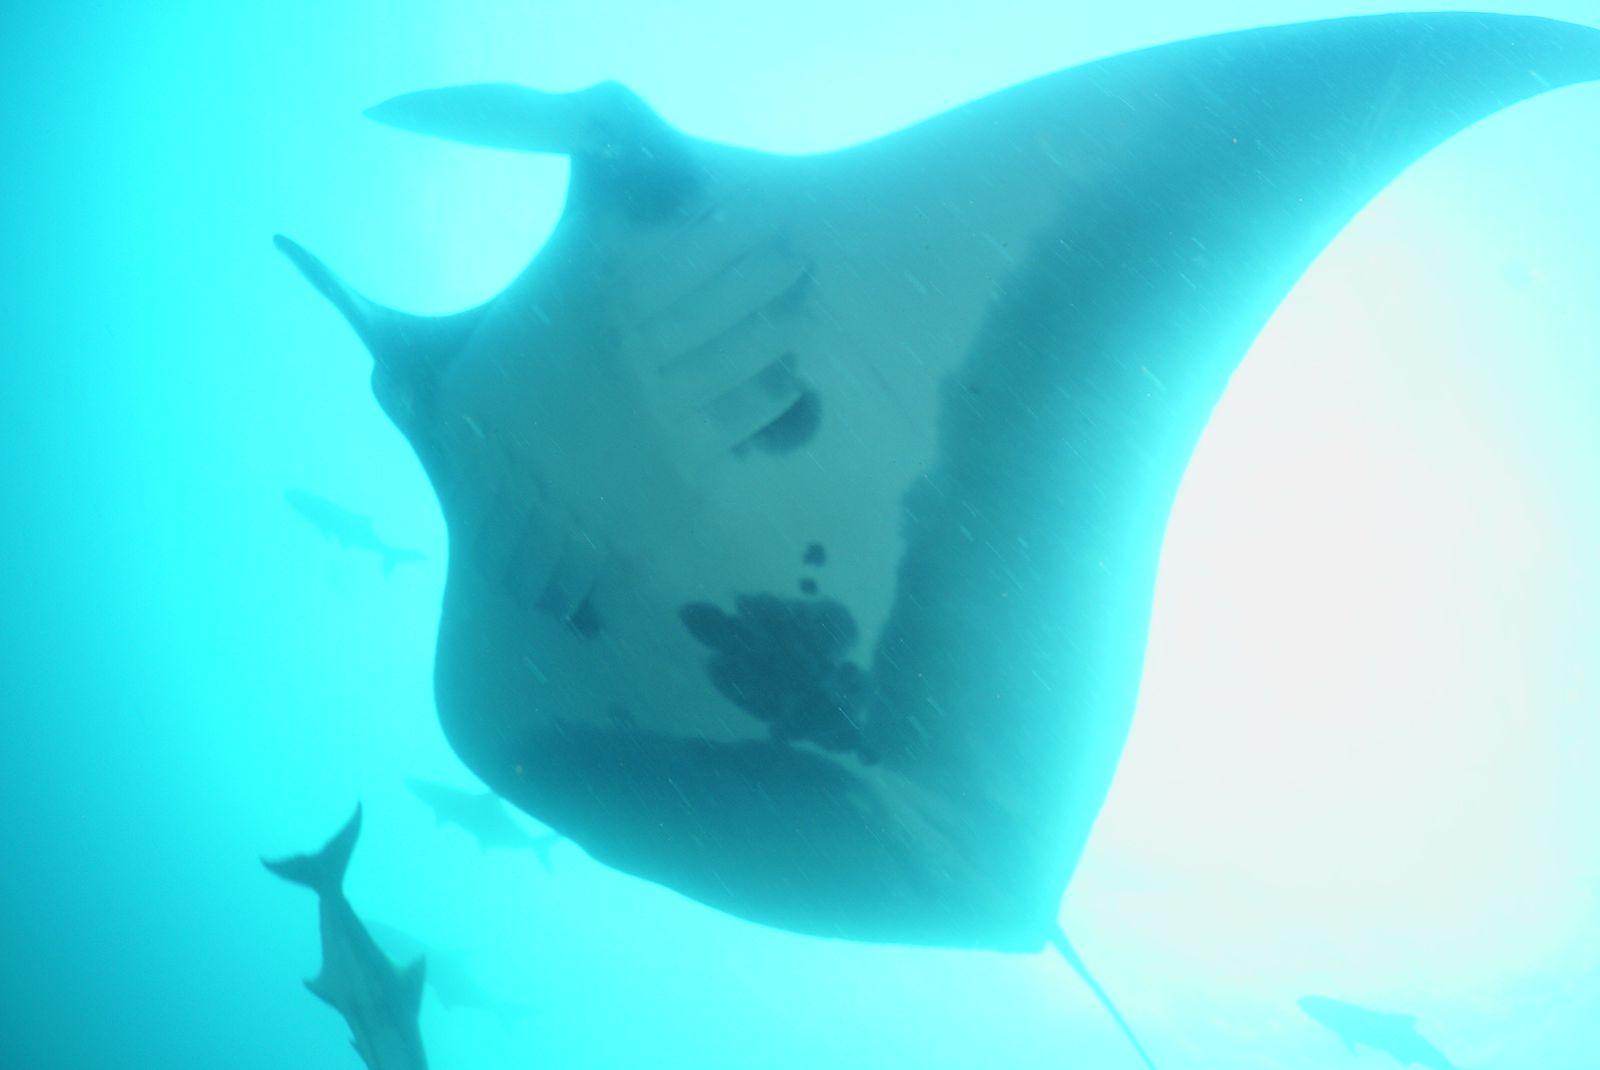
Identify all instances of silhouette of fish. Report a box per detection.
[285,489,425,575]
[368,922,536,1030]
[406,777,561,866]
[1299,995,1459,1069]
[264,806,430,1070]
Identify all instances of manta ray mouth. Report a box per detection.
[482,713,1054,948]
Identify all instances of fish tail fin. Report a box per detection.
[1048,926,1158,1070]
[399,956,427,1016]
[263,804,362,897]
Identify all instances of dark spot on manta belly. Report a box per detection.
[803,542,826,566]
[678,594,871,758]
[799,578,818,596]
[567,595,603,639]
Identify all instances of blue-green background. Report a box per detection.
[3,2,1596,1067]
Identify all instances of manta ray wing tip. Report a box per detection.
[362,94,411,129]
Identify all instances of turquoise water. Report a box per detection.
[3,2,1598,1068]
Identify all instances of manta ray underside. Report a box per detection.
[280,11,1598,961]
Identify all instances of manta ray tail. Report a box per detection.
[263,804,362,898]
[1048,926,1157,1070]
[272,234,482,384]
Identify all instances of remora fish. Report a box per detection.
[264,806,430,1070]
[368,922,537,1030]
[285,488,425,574]
[406,776,562,866]
[1299,995,1460,1069]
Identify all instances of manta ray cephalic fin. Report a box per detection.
[363,81,655,155]
[272,235,483,381]
[364,81,701,219]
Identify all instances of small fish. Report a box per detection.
[368,922,536,1031]
[1299,995,1459,1070]
[264,806,429,1070]
[285,489,424,574]
[406,777,562,867]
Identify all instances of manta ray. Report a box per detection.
[277,11,1599,1065]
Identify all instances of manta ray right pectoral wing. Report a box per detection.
[862,11,1600,924]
